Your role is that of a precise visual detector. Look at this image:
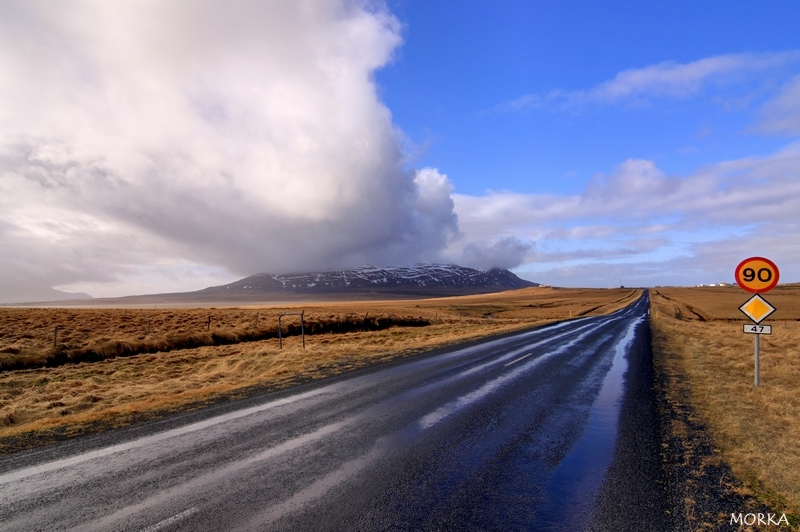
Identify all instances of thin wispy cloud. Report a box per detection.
[757,74,800,135]
[501,51,800,112]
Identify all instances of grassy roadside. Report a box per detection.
[651,286,800,527]
[0,287,640,454]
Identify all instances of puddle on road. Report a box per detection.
[534,317,643,531]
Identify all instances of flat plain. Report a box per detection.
[0,287,639,452]
[651,284,800,523]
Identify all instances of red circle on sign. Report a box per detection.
[735,256,780,293]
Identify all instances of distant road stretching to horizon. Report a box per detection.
[0,293,664,531]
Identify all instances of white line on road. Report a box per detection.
[504,319,604,367]
[139,507,199,532]
[0,387,331,485]
[504,351,535,366]
[419,319,613,430]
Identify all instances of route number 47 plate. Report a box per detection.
[743,324,772,335]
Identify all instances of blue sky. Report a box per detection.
[376,1,800,286]
[1,1,799,301]
[378,2,799,193]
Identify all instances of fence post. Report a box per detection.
[278,312,305,349]
[53,326,60,348]
[207,316,211,331]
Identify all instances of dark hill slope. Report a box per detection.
[199,264,537,299]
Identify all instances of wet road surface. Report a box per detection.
[0,294,655,531]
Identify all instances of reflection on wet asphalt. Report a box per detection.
[0,294,651,531]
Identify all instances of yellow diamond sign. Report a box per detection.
[739,294,776,324]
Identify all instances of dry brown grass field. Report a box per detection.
[651,284,800,521]
[0,287,639,453]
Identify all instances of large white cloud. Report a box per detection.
[0,0,461,300]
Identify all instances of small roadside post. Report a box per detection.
[278,311,306,349]
[735,257,779,387]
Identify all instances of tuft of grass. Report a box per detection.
[651,286,800,522]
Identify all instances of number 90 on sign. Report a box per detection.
[735,257,779,293]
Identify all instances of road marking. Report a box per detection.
[504,319,608,367]
[0,386,333,485]
[419,319,612,430]
[505,351,535,366]
[235,444,386,530]
[140,507,199,532]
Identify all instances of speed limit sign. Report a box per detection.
[735,257,780,293]
[735,257,779,388]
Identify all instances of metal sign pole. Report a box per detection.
[754,333,760,388]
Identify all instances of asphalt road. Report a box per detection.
[0,293,660,531]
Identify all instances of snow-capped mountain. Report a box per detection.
[202,264,537,297]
